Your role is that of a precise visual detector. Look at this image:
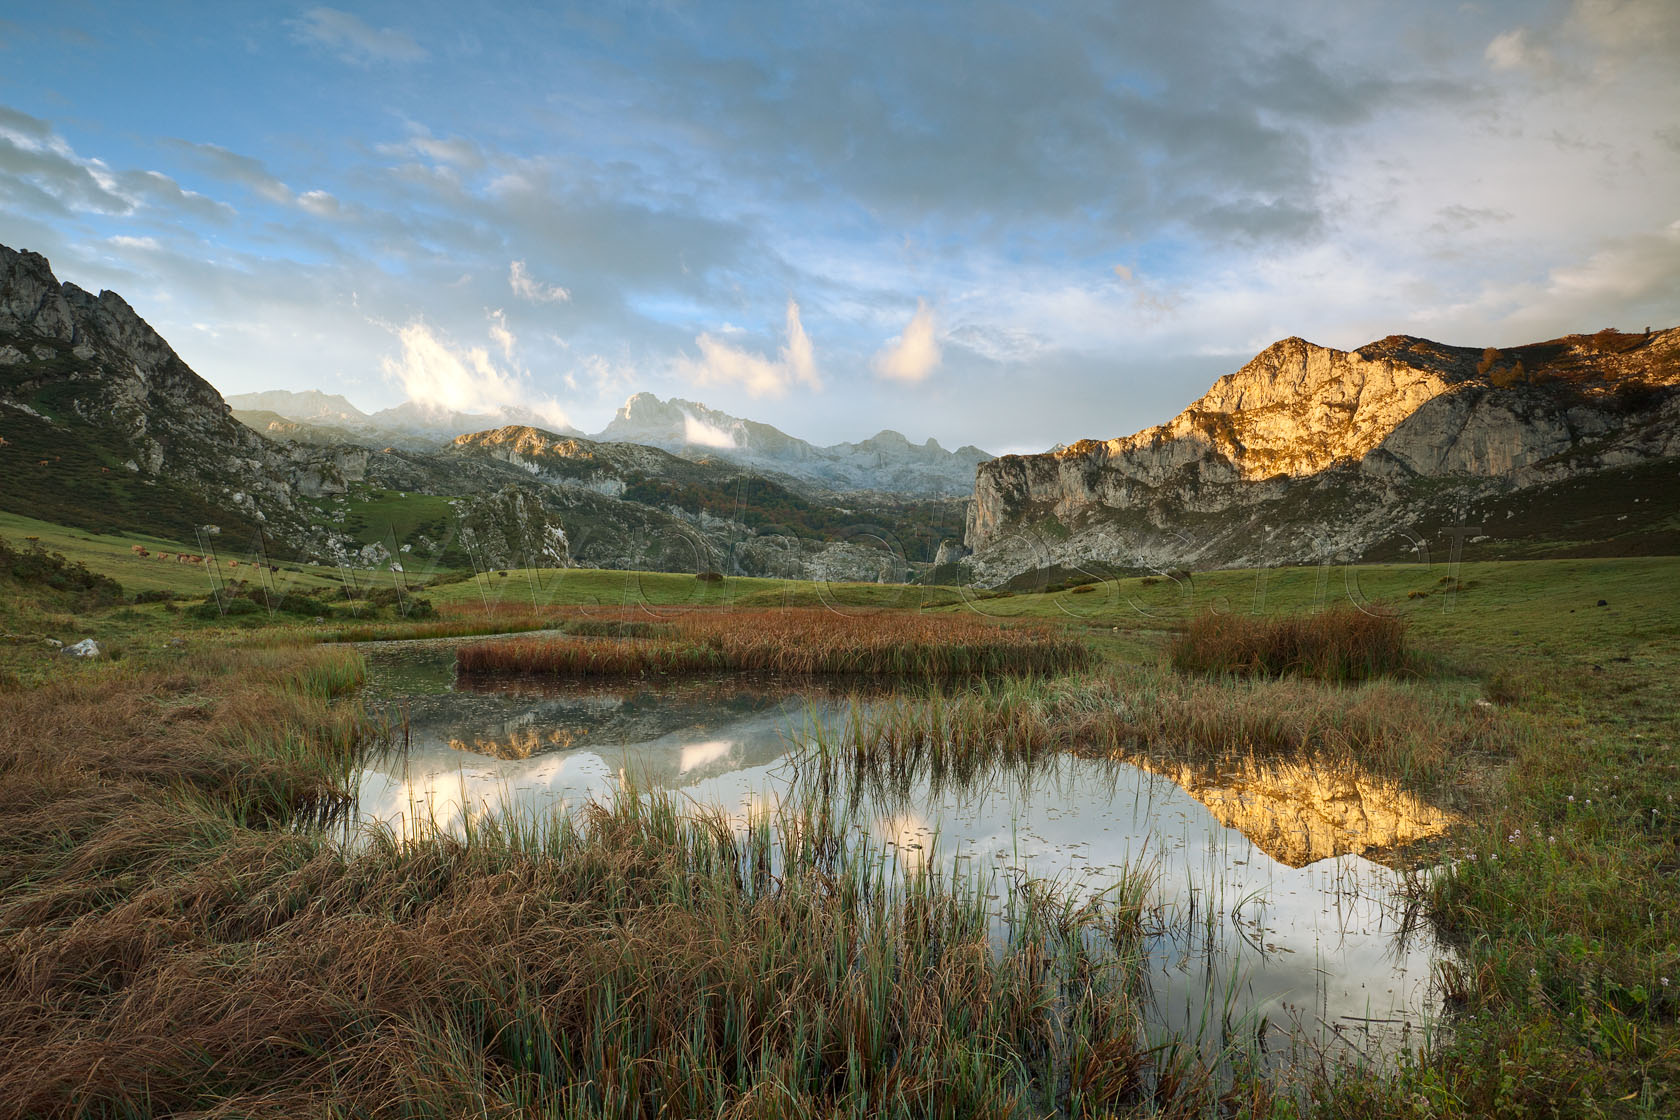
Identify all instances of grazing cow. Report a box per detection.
[155,553,171,561]
[228,559,239,568]
[130,545,145,554]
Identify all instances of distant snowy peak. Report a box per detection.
[595,392,990,497]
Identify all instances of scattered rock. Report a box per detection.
[42,637,63,649]
[62,638,100,658]
[1597,599,1609,607]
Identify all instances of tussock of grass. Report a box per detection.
[457,608,1089,679]
[1168,606,1410,681]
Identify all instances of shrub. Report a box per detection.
[696,570,725,583]
[187,596,263,621]
[0,534,123,607]
[1168,607,1410,682]
[132,589,176,604]
[400,596,437,620]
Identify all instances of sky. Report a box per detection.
[1,1,1676,454]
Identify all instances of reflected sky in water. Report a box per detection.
[355,645,1447,1062]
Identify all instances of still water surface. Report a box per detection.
[353,645,1449,1065]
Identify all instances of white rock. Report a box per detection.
[62,638,100,658]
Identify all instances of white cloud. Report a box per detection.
[487,309,515,360]
[379,319,569,429]
[509,259,570,303]
[1523,220,1680,324]
[677,298,822,397]
[377,130,484,170]
[293,7,427,65]
[682,412,738,448]
[297,189,340,217]
[872,300,941,382]
[782,298,819,388]
[1485,28,1553,73]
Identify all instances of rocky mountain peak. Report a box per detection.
[0,246,77,340]
[963,325,1680,580]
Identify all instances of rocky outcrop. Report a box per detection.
[0,245,378,555]
[964,329,1680,582]
[452,486,570,571]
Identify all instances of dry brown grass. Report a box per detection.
[457,608,1089,679]
[1168,606,1411,682]
[0,644,1187,1118]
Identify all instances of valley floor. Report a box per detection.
[0,538,1676,1117]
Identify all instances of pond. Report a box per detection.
[352,644,1451,1069]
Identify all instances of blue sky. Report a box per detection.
[1,1,1676,452]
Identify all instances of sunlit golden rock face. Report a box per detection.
[1131,755,1457,868]
[963,327,1680,576]
[449,725,584,761]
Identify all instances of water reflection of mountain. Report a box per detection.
[370,667,860,786]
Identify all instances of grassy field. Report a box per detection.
[0,510,354,597]
[1,533,1677,1116]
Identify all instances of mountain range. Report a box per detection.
[3,240,1677,589]
[0,244,962,578]
[229,388,989,499]
[227,389,579,452]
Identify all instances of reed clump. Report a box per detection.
[457,608,1089,679]
[806,666,1519,822]
[1168,606,1411,682]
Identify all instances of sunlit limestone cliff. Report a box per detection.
[963,330,1680,584]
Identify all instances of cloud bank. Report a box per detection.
[872,301,941,382]
[678,299,822,398]
[379,318,569,430]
